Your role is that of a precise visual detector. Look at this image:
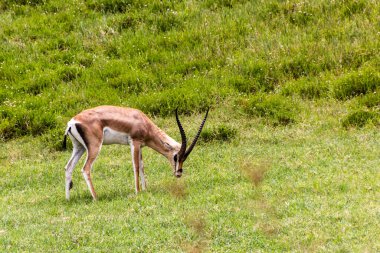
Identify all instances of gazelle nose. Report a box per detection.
[175,169,183,178]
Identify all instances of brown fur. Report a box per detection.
[74,106,179,155]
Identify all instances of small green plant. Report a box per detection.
[259,1,315,26]
[200,124,237,143]
[171,59,212,77]
[240,93,298,126]
[280,55,320,79]
[202,0,249,10]
[40,127,68,151]
[116,15,138,32]
[59,65,83,83]
[356,91,380,109]
[341,0,367,17]
[281,77,329,99]
[153,12,183,33]
[232,60,278,93]
[1,0,47,9]
[333,68,380,100]
[107,71,151,95]
[86,0,132,13]
[342,110,379,128]
[0,118,13,141]
[0,89,7,104]
[20,71,60,95]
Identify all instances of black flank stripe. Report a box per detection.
[75,123,89,147]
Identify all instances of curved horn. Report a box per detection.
[183,108,209,161]
[175,108,187,160]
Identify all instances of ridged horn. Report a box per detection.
[183,108,209,161]
[175,108,187,161]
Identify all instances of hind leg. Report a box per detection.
[65,136,85,200]
[81,143,102,200]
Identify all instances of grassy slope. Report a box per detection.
[1,0,379,141]
[0,0,379,252]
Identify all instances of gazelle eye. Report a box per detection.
[173,154,178,162]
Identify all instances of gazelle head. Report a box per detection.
[171,108,209,178]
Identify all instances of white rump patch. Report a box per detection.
[66,119,87,149]
[103,127,130,145]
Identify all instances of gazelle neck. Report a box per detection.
[146,127,181,159]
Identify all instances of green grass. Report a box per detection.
[1,105,379,252]
[1,0,380,251]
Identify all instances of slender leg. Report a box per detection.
[139,151,147,190]
[130,140,142,193]
[65,136,85,200]
[82,143,102,200]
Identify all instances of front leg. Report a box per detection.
[140,151,146,190]
[130,140,142,193]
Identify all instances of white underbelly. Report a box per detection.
[102,127,130,145]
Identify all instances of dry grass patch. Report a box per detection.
[164,180,188,199]
[240,160,271,186]
[183,212,209,253]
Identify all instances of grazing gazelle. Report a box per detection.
[63,105,209,200]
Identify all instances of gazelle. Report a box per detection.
[63,105,209,200]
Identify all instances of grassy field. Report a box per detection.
[1,0,379,252]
